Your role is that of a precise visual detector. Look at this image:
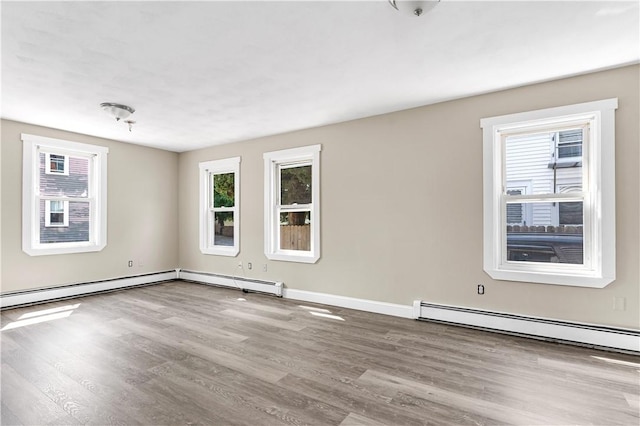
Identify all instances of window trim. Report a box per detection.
[264,144,321,263]
[22,133,108,256]
[480,98,616,287]
[198,157,240,257]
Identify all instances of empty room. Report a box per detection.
[1,1,639,425]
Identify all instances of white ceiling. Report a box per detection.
[2,1,638,153]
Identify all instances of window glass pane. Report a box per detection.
[506,202,583,265]
[559,201,583,225]
[50,154,65,173]
[214,211,234,246]
[506,189,524,224]
[40,154,89,197]
[280,165,311,205]
[557,129,582,158]
[280,211,311,251]
[49,200,65,225]
[40,201,90,243]
[50,200,64,213]
[505,131,582,195]
[213,172,235,208]
[50,212,64,224]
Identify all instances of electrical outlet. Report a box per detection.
[477,284,485,295]
[263,264,267,272]
[238,261,242,268]
[128,260,133,267]
[248,262,252,270]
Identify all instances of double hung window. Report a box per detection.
[199,157,240,256]
[264,145,321,263]
[481,99,617,287]
[22,134,108,256]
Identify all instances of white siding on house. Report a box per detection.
[505,131,582,227]
[38,153,90,243]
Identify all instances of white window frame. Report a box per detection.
[44,200,69,227]
[22,133,108,256]
[264,144,321,263]
[480,99,616,287]
[199,157,240,256]
[45,153,69,175]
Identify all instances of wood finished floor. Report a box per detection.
[1,281,638,425]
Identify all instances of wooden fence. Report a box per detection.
[280,225,310,251]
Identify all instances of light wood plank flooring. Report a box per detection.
[1,281,638,425]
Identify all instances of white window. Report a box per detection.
[44,200,69,227]
[480,99,617,287]
[264,145,321,263]
[22,134,108,256]
[199,157,240,256]
[45,153,69,175]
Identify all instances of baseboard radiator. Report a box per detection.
[414,301,640,353]
[178,269,283,297]
[0,270,178,310]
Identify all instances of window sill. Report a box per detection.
[485,267,614,288]
[265,251,319,264]
[24,242,106,256]
[200,247,239,257]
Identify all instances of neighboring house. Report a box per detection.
[505,128,583,228]
[39,153,90,243]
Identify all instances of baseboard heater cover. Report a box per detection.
[0,270,178,309]
[415,301,640,353]
[177,269,283,297]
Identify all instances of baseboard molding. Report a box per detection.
[283,288,415,319]
[416,301,640,353]
[3,270,636,353]
[178,269,283,297]
[0,270,178,309]
[176,270,413,318]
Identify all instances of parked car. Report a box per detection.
[506,233,583,264]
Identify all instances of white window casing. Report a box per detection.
[22,133,108,256]
[199,157,240,256]
[264,144,321,263]
[480,98,617,287]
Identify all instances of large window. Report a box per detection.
[264,145,321,263]
[481,99,617,287]
[199,157,240,256]
[22,134,108,256]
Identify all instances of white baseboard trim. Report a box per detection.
[178,269,283,297]
[283,288,415,319]
[177,271,413,318]
[0,270,178,309]
[416,301,640,353]
[5,270,635,353]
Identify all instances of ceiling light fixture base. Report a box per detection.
[100,102,135,121]
[388,0,440,17]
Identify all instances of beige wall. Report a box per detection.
[1,120,179,293]
[179,65,639,329]
[1,67,637,329]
